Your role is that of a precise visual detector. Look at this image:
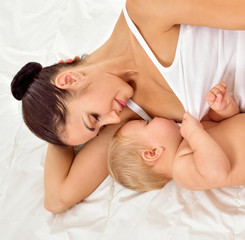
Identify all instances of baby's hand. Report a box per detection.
[180,112,204,140]
[206,81,232,112]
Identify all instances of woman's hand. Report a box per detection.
[55,56,80,64]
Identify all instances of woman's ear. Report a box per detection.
[55,71,85,89]
[142,147,165,166]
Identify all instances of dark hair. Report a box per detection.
[11,57,85,147]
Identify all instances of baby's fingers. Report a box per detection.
[206,91,216,104]
[210,87,224,98]
[206,91,223,107]
[206,85,225,106]
[210,81,227,96]
[181,112,203,139]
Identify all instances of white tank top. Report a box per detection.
[127,99,152,121]
[123,5,245,120]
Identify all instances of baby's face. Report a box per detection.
[120,117,182,152]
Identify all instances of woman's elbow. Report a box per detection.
[44,196,71,214]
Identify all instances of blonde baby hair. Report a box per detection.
[108,131,171,192]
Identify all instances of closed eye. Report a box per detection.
[91,113,100,121]
[82,113,100,132]
[96,125,107,136]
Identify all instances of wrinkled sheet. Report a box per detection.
[0,0,245,239]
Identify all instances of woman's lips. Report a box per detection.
[115,99,127,111]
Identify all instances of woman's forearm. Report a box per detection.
[43,123,123,214]
[43,108,134,214]
[44,144,75,213]
[44,142,110,213]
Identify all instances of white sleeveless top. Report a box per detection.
[123,5,245,120]
[127,99,152,121]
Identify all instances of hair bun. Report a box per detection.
[11,62,42,100]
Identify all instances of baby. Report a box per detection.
[108,81,245,192]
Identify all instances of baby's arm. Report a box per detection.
[172,112,231,190]
[206,81,239,121]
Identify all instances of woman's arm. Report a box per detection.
[44,144,75,213]
[172,113,231,190]
[44,108,135,214]
[127,0,245,31]
[44,124,119,214]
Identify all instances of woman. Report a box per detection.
[11,0,245,213]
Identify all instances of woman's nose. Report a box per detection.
[102,110,121,125]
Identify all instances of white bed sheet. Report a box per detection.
[0,0,245,239]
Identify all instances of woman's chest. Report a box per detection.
[127,25,185,122]
[131,71,185,122]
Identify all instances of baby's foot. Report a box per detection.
[206,81,232,112]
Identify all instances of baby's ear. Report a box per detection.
[142,147,165,166]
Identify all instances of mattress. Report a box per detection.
[1,0,245,239]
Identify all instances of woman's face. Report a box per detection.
[60,70,134,146]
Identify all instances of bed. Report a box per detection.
[1,0,245,239]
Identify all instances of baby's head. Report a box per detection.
[108,117,182,192]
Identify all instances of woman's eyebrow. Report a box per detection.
[82,118,95,132]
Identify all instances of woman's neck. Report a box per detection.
[76,9,185,122]
[83,39,139,84]
[82,10,140,77]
